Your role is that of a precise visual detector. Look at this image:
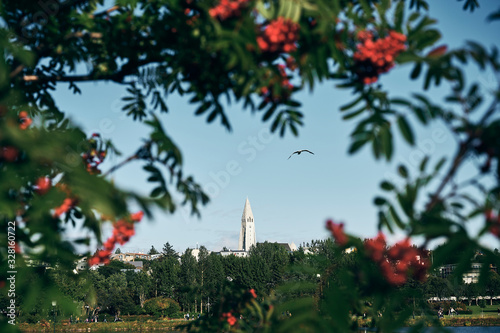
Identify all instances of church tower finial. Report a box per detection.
[238,198,256,252]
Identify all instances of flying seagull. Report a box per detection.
[288,149,315,159]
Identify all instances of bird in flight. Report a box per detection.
[288,149,315,159]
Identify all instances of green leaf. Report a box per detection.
[419,156,429,172]
[342,107,365,120]
[487,9,500,22]
[379,125,393,160]
[389,205,406,229]
[195,102,211,115]
[151,187,164,198]
[348,138,369,154]
[397,116,415,145]
[262,104,278,122]
[340,95,364,111]
[410,62,422,79]
[381,181,395,191]
[450,202,464,209]
[398,165,409,178]
[434,157,446,173]
[378,211,393,234]
[394,0,405,30]
[390,98,411,106]
[206,110,217,123]
[374,197,387,206]
[256,0,274,20]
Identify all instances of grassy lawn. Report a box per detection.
[467,304,500,317]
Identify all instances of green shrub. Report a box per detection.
[143,297,181,318]
[20,313,42,324]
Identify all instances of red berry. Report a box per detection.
[2,146,19,162]
[36,177,51,195]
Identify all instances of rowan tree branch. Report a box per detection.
[20,58,163,84]
[426,96,499,211]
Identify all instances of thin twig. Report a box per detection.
[9,65,25,78]
[102,155,138,177]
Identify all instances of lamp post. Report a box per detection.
[52,301,57,333]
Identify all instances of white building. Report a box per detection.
[439,263,483,284]
[219,250,248,257]
[238,198,256,252]
[190,247,212,261]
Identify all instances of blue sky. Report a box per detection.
[52,1,499,254]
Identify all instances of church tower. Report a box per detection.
[238,198,256,252]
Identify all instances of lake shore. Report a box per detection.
[17,320,186,332]
[17,316,500,332]
[357,316,500,328]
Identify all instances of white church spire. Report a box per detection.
[238,198,256,252]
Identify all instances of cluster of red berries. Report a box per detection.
[365,233,429,286]
[486,210,500,238]
[88,212,144,266]
[34,178,76,218]
[209,0,250,21]
[19,111,33,130]
[259,64,294,102]
[0,109,29,163]
[221,311,237,326]
[53,198,78,218]
[326,220,348,246]
[82,133,107,175]
[257,17,300,53]
[353,30,407,84]
[51,183,78,218]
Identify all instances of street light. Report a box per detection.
[52,301,57,333]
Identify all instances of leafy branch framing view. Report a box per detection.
[1,0,500,332]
